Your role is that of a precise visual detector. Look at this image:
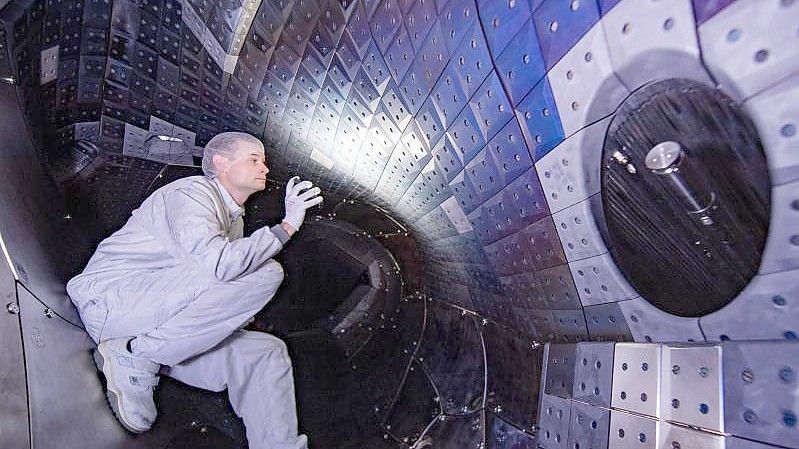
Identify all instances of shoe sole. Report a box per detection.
[92,346,150,434]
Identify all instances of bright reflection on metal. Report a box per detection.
[0,232,19,280]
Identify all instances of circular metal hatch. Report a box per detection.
[600,79,771,317]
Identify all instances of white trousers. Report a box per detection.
[67,260,309,449]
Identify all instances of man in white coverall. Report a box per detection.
[65,131,321,449]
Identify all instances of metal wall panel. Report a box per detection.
[699,0,799,100]
[17,286,142,449]
[722,341,799,448]
[0,252,29,449]
[602,0,711,90]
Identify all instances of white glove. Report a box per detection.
[283,176,323,231]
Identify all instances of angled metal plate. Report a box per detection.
[501,167,549,235]
[745,75,799,186]
[567,401,610,449]
[383,23,414,83]
[431,64,468,134]
[520,216,566,271]
[758,179,799,275]
[536,116,609,214]
[477,0,532,57]
[486,413,537,449]
[371,0,403,54]
[617,297,705,343]
[450,23,493,100]
[544,343,577,399]
[40,45,59,85]
[465,148,503,203]
[609,409,659,449]
[416,97,446,149]
[471,70,514,144]
[569,253,638,307]
[612,343,662,418]
[537,393,572,449]
[537,264,580,311]
[701,268,799,341]
[547,22,627,138]
[699,0,799,100]
[404,0,437,53]
[486,117,534,188]
[551,195,608,262]
[661,345,724,432]
[573,342,615,407]
[551,309,589,342]
[533,0,601,69]
[658,423,725,449]
[438,0,478,54]
[448,105,486,167]
[602,0,711,90]
[584,302,633,343]
[661,344,724,432]
[515,78,565,161]
[722,340,799,449]
[495,18,546,108]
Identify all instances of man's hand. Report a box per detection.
[283,176,323,233]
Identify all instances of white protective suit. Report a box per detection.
[66,174,308,449]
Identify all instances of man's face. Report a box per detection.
[222,140,269,193]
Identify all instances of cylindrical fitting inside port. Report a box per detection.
[646,141,715,216]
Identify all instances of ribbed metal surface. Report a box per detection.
[0,0,797,448]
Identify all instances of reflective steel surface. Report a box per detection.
[0,0,797,448]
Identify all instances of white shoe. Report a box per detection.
[93,337,160,433]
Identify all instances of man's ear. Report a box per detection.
[212,154,229,174]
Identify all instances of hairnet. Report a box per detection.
[201,132,265,178]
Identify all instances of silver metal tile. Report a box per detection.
[450,23,493,100]
[567,401,610,449]
[536,117,609,214]
[551,309,589,342]
[602,0,711,91]
[122,123,150,157]
[40,45,59,85]
[609,409,659,449]
[543,343,576,400]
[661,344,724,432]
[758,179,799,275]
[573,341,615,407]
[519,216,566,271]
[701,268,799,341]
[584,302,633,343]
[617,297,705,343]
[744,75,799,186]
[722,340,799,449]
[569,253,638,307]
[551,195,608,262]
[659,423,725,449]
[547,22,628,137]
[470,70,514,144]
[537,264,581,311]
[537,394,572,449]
[699,0,799,100]
[612,342,662,418]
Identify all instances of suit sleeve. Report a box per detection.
[160,187,285,282]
